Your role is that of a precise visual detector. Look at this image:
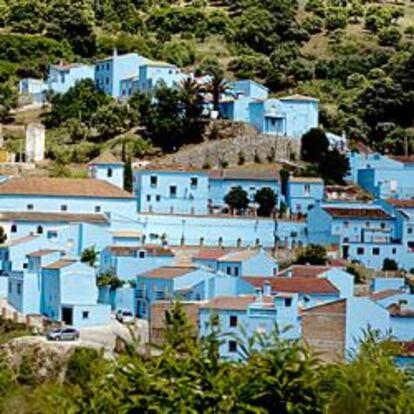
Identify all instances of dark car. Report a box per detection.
[46,327,80,341]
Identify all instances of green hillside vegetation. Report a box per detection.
[1,0,414,162]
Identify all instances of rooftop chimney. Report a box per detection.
[263,281,272,297]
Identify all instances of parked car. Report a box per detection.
[116,309,135,324]
[46,327,80,341]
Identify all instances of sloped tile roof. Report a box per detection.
[27,249,61,257]
[323,207,390,219]
[200,295,273,311]
[1,235,38,247]
[386,199,414,209]
[243,276,339,294]
[0,211,109,224]
[43,259,77,270]
[194,248,228,261]
[88,152,123,165]
[0,177,133,199]
[108,245,174,257]
[277,265,335,278]
[289,177,323,183]
[370,289,402,301]
[140,266,196,279]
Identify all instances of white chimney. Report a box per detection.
[25,123,45,162]
[263,281,272,297]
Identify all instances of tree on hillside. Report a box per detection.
[0,83,17,122]
[301,128,329,163]
[44,79,111,129]
[224,186,249,214]
[206,66,229,112]
[319,149,350,184]
[254,187,277,217]
[295,244,327,265]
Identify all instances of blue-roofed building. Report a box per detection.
[133,165,209,215]
[95,51,148,98]
[18,78,47,103]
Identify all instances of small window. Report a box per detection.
[36,226,43,234]
[107,168,113,178]
[170,186,177,198]
[138,251,145,259]
[23,263,28,269]
[226,266,231,275]
[95,206,101,213]
[147,195,151,202]
[304,184,310,195]
[228,340,237,353]
[150,175,158,187]
[11,224,17,233]
[234,267,239,277]
[17,283,21,295]
[61,205,68,211]
[357,247,364,255]
[408,228,413,234]
[344,221,349,228]
[47,230,58,239]
[373,247,380,256]
[380,222,386,229]
[285,297,292,307]
[229,315,238,327]
[156,195,161,202]
[392,248,397,254]
[27,204,34,210]
[190,177,198,188]
[82,311,89,319]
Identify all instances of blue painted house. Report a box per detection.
[286,177,324,215]
[100,244,175,281]
[88,153,125,189]
[199,292,301,360]
[207,167,280,213]
[249,95,319,138]
[0,176,136,223]
[193,248,278,277]
[95,51,148,98]
[137,61,188,93]
[302,296,390,361]
[307,203,394,246]
[134,165,209,215]
[46,63,95,95]
[228,80,269,100]
[41,259,110,327]
[8,249,62,315]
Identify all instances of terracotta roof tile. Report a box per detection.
[108,245,174,257]
[370,289,402,301]
[201,295,273,311]
[1,235,38,247]
[290,177,323,183]
[208,167,279,181]
[0,177,133,199]
[386,199,414,209]
[43,259,76,270]
[140,266,196,279]
[323,207,390,219]
[136,163,204,173]
[88,152,123,165]
[27,249,61,257]
[194,248,228,261]
[387,303,414,317]
[0,211,109,224]
[243,276,339,294]
[277,265,335,278]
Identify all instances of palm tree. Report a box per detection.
[179,78,203,117]
[206,67,229,112]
